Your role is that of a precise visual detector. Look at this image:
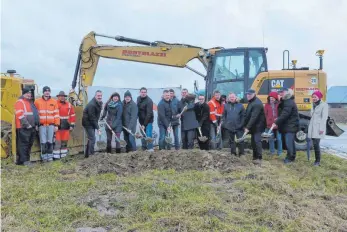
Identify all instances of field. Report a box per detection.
[1,149,347,232]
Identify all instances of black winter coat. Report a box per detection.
[137,96,154,126]
[275,95,299,133]
[101,100,123,133]
[170,96,180,126]
[222,102,245,132]
[194,102,210,136]
[181,100,199,131]
[244,96,266,133]
[82,98,102,129]
[122,100,138,133]
[158,99,172,128]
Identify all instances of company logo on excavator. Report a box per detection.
[122,50,167,57]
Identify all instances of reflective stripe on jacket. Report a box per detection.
[208,97,224,123]
[15,98,35,129]
[34,97,60,126]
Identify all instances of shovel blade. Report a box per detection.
[198,136,208,142]
[165,137,172,144]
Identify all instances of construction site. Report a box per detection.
[2,1,347,231]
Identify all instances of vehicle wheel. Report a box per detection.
[295,118,311,150]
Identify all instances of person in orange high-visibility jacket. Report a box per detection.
[208,90,224,149]
[34,86,60,162]
[53,91,76,159]
[14,88,40,165]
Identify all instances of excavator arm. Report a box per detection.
[70,31,221,105]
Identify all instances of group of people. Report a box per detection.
[14,85,328,167]
[15,86,75,165]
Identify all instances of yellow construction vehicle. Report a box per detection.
[1,32,343,160]
[1,70,38,158]
[69,31,343,151]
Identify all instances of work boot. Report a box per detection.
[115,148,121,154]
[106,146,112,154]
[23,161,33,167]
[313,162,321,166]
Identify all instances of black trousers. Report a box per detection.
[85,128,96,157]
[228,130,244,155]
[181,129,196,149]
[284,132,296,161]
[196,125,210,150]
[16,128,36,164]
[312,138,321,162]
[251,132,262,160]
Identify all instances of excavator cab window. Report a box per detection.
[207,47,267,102]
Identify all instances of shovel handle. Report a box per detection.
[198,127,203,136]
[140,125,147,138]
[268,124,275,134]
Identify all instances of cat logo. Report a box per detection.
[271,80,284,88]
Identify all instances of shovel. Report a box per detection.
[211,123,222,144]
[140,125,154,143]
[197,127,208,142]
[235,131,248,143]
[123,126,142,139]
[105,122,127,147]
[261,124,275,138]
[176,105,188,118]
[165,123,173,144]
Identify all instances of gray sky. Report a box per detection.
[2,0,347,94]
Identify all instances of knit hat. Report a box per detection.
[312,90,323,99]
[268,91,279,100]
[22,88,31,95]
[124,90,132,98]
[42,86,51,92]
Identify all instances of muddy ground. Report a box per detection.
[75,149,253,176]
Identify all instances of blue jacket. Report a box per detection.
[101,100,123,133]
[157,99,172,128]
[222,102,245,132]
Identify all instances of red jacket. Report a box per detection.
[264,92,279,129]
[57,100,76,129]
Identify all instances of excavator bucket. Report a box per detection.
[326,117,344,137]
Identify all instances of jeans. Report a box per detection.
[85,127,96,157]
[181,129,196,149]
[210,123,223,150]
[123,130,136,152]
[159,125,171,150]
[228,130,244,156]
[307,138,321,162]
[172,125,180,150]
[284,133,296,161]
[141,123,153,150]
[265,128,283,155]
[251,132,262,160]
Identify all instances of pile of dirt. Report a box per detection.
[76,150,251,176]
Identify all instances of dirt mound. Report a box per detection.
[76,150,251,175]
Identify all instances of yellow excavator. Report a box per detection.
[2,31,344,160]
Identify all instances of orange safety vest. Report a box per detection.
[57,100,76,126]
[14,98,34,129]
[34,97,60,126]
[208,97,224,123]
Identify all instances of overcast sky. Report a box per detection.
[2,0,347,94]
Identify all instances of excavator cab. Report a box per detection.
[206,47,268,101]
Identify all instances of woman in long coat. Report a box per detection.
[307,90,329,166]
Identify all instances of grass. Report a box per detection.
[1,151,347,232]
